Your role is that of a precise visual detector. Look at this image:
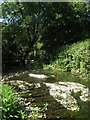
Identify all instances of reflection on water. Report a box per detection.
[2,71,90,119]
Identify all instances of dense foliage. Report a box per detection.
[2,2,90,71]
[44,39,90,79]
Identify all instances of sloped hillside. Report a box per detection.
[44,39,90,79]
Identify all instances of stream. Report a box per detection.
[2,70,90,119]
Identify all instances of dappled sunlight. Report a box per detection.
[45,82,90,111]
[2,72,90,118]
[4,79,42,90]
[2,71,28,81]
[4,80,32,90]
[34,83,41,88]
[28,73,48,79]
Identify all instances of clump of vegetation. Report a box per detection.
[1,84,20,119]
[1,84,48,120]
[44,39,90,79]
[17,103,48,120]
[25,103,48,119]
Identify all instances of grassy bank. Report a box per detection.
[44,39,90,79]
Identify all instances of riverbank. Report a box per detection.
[44,39,90,80]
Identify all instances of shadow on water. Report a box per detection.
[2,70,90,119]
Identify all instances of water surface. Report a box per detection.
[2,70,90,119]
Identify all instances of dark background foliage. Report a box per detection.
[1,2,90,72]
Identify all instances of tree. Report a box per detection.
[2,2,89,70]
[41,2,89,61]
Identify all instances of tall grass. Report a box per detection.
[44,39,90,79]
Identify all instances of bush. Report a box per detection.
[44,39,90,79]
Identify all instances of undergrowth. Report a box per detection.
[44,39,90,79]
